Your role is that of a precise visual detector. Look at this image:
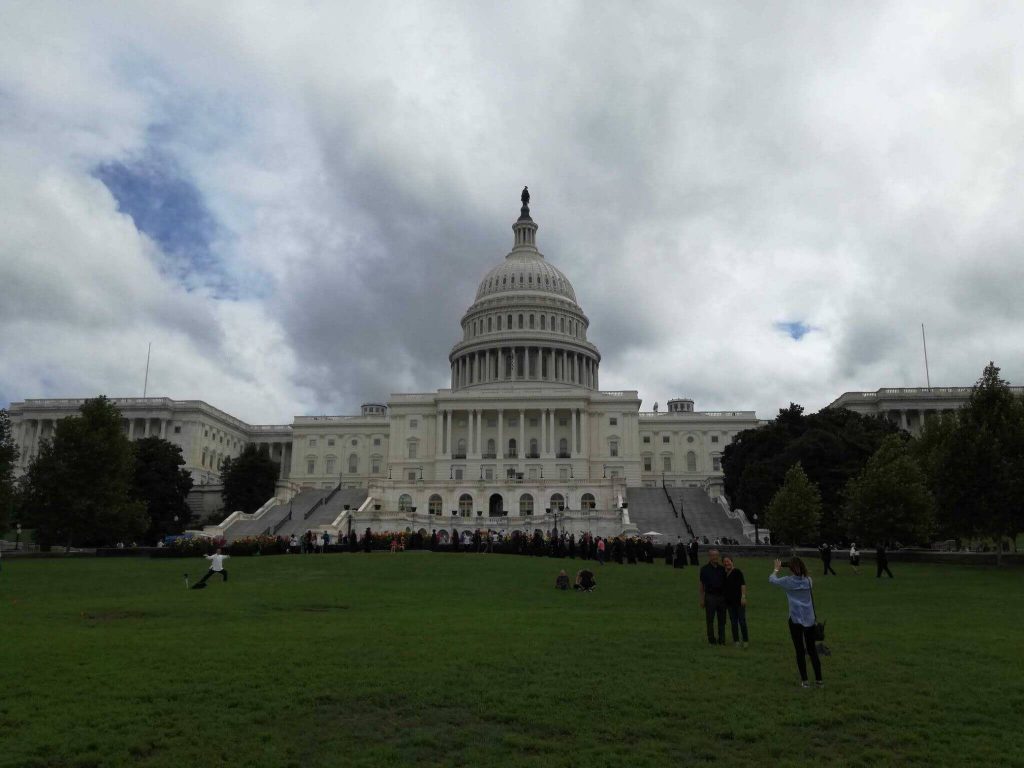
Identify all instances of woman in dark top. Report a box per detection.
[674,540,687,568]
[723,556,749,646]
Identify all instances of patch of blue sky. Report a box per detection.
[94,149,244,299]
[775,321,813,340]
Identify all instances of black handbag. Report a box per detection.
[810,584,831,655]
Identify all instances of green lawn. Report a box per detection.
[2,554,1022,768]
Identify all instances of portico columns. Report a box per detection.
[519,409,525,459]
[900,410,908,430]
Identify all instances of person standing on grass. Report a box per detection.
[769,557,822,688]
[876,542,894,578]
[849,543,860,575]
[723,556,749,647]
[596,537,606,565]
[674,538,687,569]
[698,549,727,646]
[193,548,229,588]
[819,543,837,575]
[688,538,699,565]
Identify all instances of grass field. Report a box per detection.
[2,553,1023,768]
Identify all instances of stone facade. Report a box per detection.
[828,386,1024,435]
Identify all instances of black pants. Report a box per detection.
[823,560,836,575]
[877,562,893,578]
[727,604,749,642]
[704,594,726,644]
[788,620,822,682]
[196,568,227,586]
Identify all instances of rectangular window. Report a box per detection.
[410,419,418,429]
[326,458,336,474]
[374,438,381,446]
[408,471,417,481]
[610,441,619,457]
[484,467,494,480]
[609,417,618,426]
[372,459,381,473]
[408,443,417,459]
[643,457,652,471]
[610,468,620,479]
[643,435,650,443]
[528,467,538,480]
[454,468,464,481]
[328,438,335,446]
[509,418,518,427]
[713,456,722,471]
[559,467,569,481]
[309,438,317,447]
[307,459,315,474]
[529,418,538,427]
[662,435,670,443]
[173,426,181,434]
[711,435,719,443]
[559,418,567,426]
[663,456,672,471]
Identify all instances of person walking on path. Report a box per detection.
[723,556,749,647]
[769,557,822,688]
[819,543,837,575]
[698,549,727,645]
[192,548,229,589]
[849,543,860,575]
[876,543,894,578]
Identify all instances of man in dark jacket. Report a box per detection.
[698,549,727,645]
[820,543,837,575]
[876,542,894,578]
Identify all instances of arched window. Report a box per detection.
[398,494,412,512]
[429,494,442,515]
[581,493,596,510]
[497,316,502,330]
[459,493,473,516]
[326,456,336,474]
[201,448,208,467]
[560,317,565,332]
[686,451,697,472]
[486,438,495,456]
[550,315,555,329]
[529,315,535,328]
[559,437,568,455]
[518,314,524,329]
[508,438,517,457]
[520,493,534,515]
[508,314,513,328]
[456,438,466,457]
[348,453,358,473]
[551,493,565,511]
[487,316,492,332]
[540,315,546,330]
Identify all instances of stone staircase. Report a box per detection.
[273,488,368,539]
[674,487,747,542]
[625,487,691,543]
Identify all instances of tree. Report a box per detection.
[220,444,279,514]
[132,436,194,542]
[929,362,1024,563]
[20,397,147,549]
[0,409,19,535]
[723,403,898,540]
[764,463,822,546]
[842,434,935,546]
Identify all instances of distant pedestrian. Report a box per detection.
[723,556,749,647]
[876,543,894,578]
[192,548,229,589]
[674,538,687,569]
[289,534,299,554]
[688,538,699,566]
[819,543,837,575]
[698,549,727,646]
[849,543,860,575]
[596,537,606,565]
[769,557,822,688]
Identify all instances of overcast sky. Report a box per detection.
[2,1,1021,425]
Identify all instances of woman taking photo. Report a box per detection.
[769,557,823,688]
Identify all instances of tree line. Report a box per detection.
[0,397,279,549]
[723,362,1024,558]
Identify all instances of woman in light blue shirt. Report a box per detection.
[769,557,823,688]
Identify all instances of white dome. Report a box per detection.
[474,253,578,303]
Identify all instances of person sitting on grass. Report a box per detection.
[574,569,596,592]
[192,548,229,589]
[555,570,569,590]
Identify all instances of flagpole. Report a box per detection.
[921,324,931,389]
[143,342,152,397]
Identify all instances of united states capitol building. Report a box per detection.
[7,191,980,542]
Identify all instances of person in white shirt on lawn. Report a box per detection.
[193,548,229,588]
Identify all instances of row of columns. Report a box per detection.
[437,407,587,460]
[255,441,291,479]
[452,346,598,389]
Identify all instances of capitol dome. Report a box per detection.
[448,189,601,391]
